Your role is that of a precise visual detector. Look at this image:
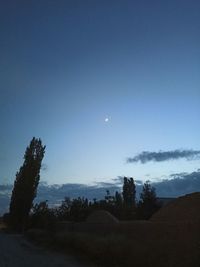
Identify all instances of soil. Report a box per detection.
[0,231,98,267]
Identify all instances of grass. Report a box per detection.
[25,221,200,267]
[52,222,199,267]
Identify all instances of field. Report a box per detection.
[51,220,199,267]
[12,192,200,267]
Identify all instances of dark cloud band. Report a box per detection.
[127,149,200,164]
[1,170,200,214]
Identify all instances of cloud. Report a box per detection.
[151,170,200,197]
[111,176,124,184]
[111,176,143,186]
[93,181,120,188]
[0,182,120,215]
[1,170,200,214]
[41,163,48,171]
[127,149,200,164]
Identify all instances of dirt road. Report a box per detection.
[0,232,96,267]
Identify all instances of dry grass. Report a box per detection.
[26,193,200,267]
[53,222,199,267]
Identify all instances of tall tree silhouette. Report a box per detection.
[122,177,136,207]
[9,137,45,230]
[137,181,160,219]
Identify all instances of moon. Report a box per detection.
[104,116,111,122]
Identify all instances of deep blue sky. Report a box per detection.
[1,0,200,185]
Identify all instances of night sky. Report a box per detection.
[1,0,200,186]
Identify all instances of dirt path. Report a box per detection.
[0,232,97,267]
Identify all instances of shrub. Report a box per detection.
[29,201,57,232]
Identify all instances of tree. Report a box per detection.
[115,191,123,207]
[105,190,115,204]
[137,181,160,219]
[122,177,136,207]
[29,201,57,231]
[9,137,45,230]
[70,197,89,221]
[57,197,72,220]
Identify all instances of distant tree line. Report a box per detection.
[27,177,161,231]
[3,137,161,232]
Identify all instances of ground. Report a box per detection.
[0,231,97,267]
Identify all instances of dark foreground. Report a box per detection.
[0,231,97,267]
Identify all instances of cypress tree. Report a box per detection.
[9,137,45,230]
[122,177,136,207]
[138,181,160,219]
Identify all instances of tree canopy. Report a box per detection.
[137,181,160,219]
[9,137,45,230]
[122,177,136,207]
